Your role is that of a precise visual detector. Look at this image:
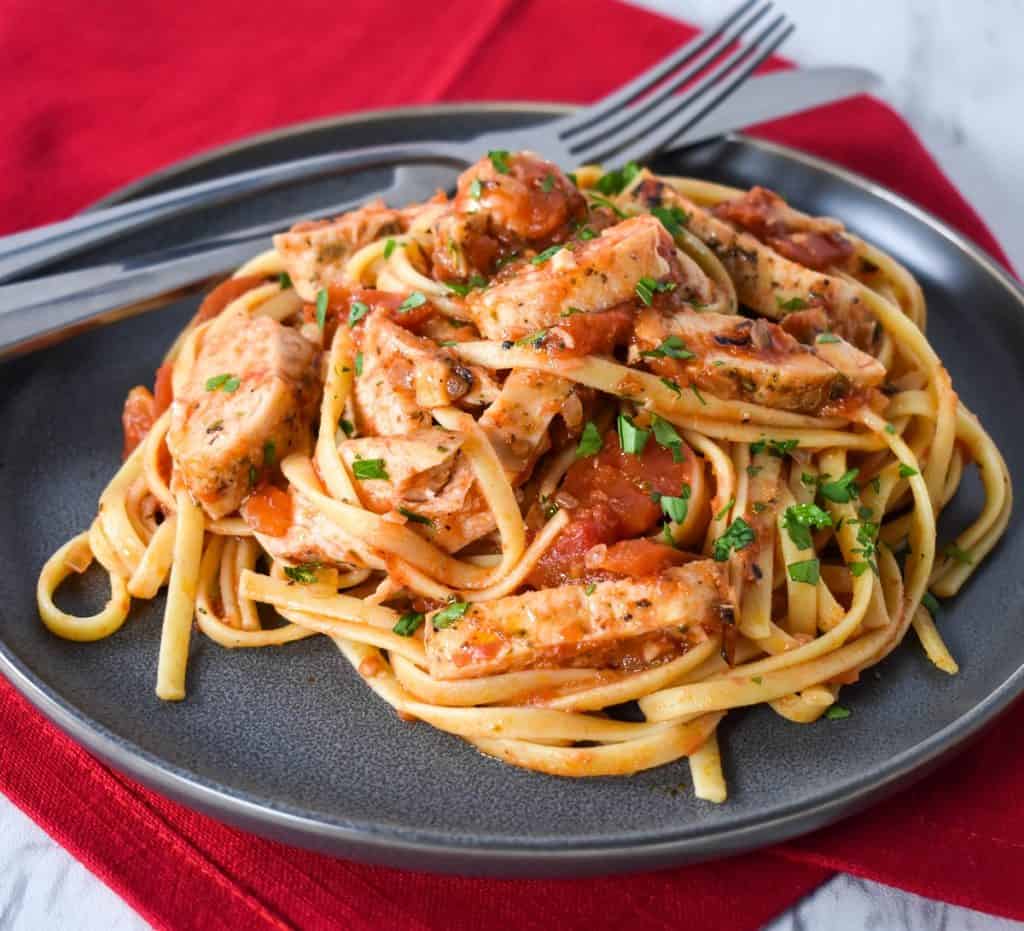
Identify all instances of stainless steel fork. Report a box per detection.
[0,0,788,285]
[0,0,801,360]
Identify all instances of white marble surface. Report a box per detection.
[3,2,1023,929]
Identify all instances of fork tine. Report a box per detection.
[565,1,773,156]
[571,15,793,167]
[557,0,766,138]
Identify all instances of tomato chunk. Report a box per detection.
[551,305,634,357]
[591,539,690,577]
[194,275,268,326]
[121,385,157,458]
[241,485,293,537]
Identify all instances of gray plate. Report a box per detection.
[2,104,1022,878]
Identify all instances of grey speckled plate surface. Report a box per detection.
[2,104,1023,877]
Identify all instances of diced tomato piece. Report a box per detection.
[551,305,634,357]
[153,362,174,416]
[528,502,619,588]
[241,484,293,537]
[121,385,157,458]
[194,275,267,326]
[591,539,690,577]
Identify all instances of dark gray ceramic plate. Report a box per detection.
[2,104,1022,877]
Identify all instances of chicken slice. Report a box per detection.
[251,488,363,569]
[625,179,878,349]
[168,311,321,519]
[274,199,406,302]
[633,307,885,414]
[477,370,575,482]
[462,214,714,341]
[425,561,728,680]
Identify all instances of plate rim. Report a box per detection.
[4,101,1024,875]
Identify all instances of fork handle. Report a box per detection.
[0,163,455,360]
[0,141,470,284]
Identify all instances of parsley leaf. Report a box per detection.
[782,503,833,550]
[660,376,682,396]
[383,238,397,258]
[468,178,483,200]
[277,271,292,289]
[531,244,564,265]
[488,149,511,174]
[640,334,694,360]
[205,373,240,392]
[354,351,364,376]
[595,162,640,195]
[263,440,276,467]
[819,468,860,503]
[776,295,809,312]
[787,558,821,585]
[316,288,329,331]
[588,193,628,218]
[651,415,684,462]
[352,458,389,481]
[584,582,597,596]
[690,384,707,405]
[397,507,433,527]
[713,517,756,562]
[635,276,677,306]
[825,704,851,720]
[393,611,425,637]
[541,173,555,193]
[433,601,470,629]
[398,292,427,313]
[816,332,840,344]
[898,463,918,478]
[348,300,370,327]
[514,329,548,349]
[943,543,973,565]
[576,421,603,459]
[750,438,799,458]
[660,484,692,524]
[921,591,941,615]
[339,418,355,438]
[651,205,690,236]
[284,564,319,584]
[617,414,650,456]
[577,225,598,240]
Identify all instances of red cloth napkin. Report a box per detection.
[2,1,1021,928]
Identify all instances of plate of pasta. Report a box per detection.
[4,104,1023,874]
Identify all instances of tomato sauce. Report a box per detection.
[241,484,293,537]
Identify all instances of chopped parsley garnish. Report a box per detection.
[801,472,818,487]
[660,377,682,396]
[635,276,677,306]
[348,300,370,327]
[531,244,564,265]
[750,438,799,458]
[433,600,470,629]
[921,591,941,616]
[205,373,240,393]
[943,543,973,565]
[446,275,489,297]
[617,414,650,456]
[354,351,364,376]
[752,676,764,685]
[868,475,882,494]
[352,458,389,481]
[819,468,860,503]
[577,225,598,240]
[595,162,640,195]
[816,333,840,344]
[339,418,355,437]
[588,193,628,218]
[393,611,425,637]
[660,485,691,524]
[825,704,851,720]
[277,271,292,289]
[713,517,755,562]
[514,329,548,348]
[651,415,684,462]
[488,149,511,174]
[398,291,427,313]
[884,422,896,434]
[397,507,433,527]
[284,564,319,584]
[898,463,918,478]
[383,238,397,258]
[584,583,597,596]
[691,384,707,405]
[576,421,603,459]
[316,288,329,331]
[263,440,276,467]
[782,503,832,550]
[747,465,763,477]
[651,205,690,237]
[541,173,555,193]
[560,305,584,317]
[788,558,821,585]
[249,464,258,488]
[715,498,735,521]
[640,334,694,360]
[776,295,809,312]
[468,178,483,200]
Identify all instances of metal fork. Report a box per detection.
[0,0,788,285]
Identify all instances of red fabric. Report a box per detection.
[1,0,1019,928]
